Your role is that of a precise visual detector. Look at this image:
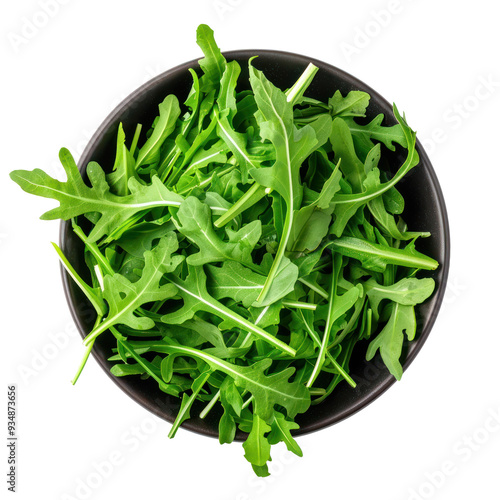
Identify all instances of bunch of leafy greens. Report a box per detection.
[10,24,438,476]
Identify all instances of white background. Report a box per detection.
[2,1,499,499]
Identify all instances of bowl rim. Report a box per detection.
[60,48,451,440]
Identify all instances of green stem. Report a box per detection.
[306,258,337,388]
[298,277,329,299]
[309,388,326,396]
[130,124,143,157]
[83,317,114,346]
[71,340,95,385]
[282,300,317,311]
[285,63,319,106]
[199,389,220,419]
[150,299,167,314]
[242,394,254,410]
[52,242,105,316]
[313,338,357,405]
[72,221,115,275]
[312,261,331,272]
[256,204,293,304]
[71,315,101,384]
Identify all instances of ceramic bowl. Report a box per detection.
[60,50,450,439]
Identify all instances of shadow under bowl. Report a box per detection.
[60,50,450,440]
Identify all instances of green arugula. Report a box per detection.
[173,196,261,268]
[136,95,181,169]
[248,61,331,303]
[107,123,136,196]
[160,345,310,421]
[10,149,185,242]
[207,259,297,308]
[243,413,272,472]
[366,303,416,380]
[83,234,183,345]
[161,265,296,357]
[10,24,439,477]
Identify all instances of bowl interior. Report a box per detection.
[60,50,450,440]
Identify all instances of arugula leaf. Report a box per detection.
[331,236,439,272]
[110,363,148,377]
[216,115,261,185]
[248,301,284,329]
[248,62,330,303]
[185,139,228,172]
[169,369,211,438]
[267,410,303,457]
[329,90,370,118]
[161,265,296,357]
[291,308,356,387]
[207,259,297,308]
[219,376,243,444]
[345,114,407,153]
[368,194,430,241]
[220,376,243,417]
[107,123,136,196]
[219,410,237,445]
[155,70,202,182]
[243,413,272,469]
[330,117,365,192]
[288,160,341,253]
[366,303,416,380]
[83,234,184,345]
[10,150,186,242]
[196,24,226,92]
[328,106,420,237]
[136,95,181,169]
[174,196,261,268]
[115,220,175,258]
[215,61,267,184]
[331,106,419,202]
[160,344,310,422]
[214,183,268,228]
[364,277,435,320]
[218,61,240,114]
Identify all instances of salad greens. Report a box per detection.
[10,23,438,476]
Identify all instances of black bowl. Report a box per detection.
[60,50,450,440]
